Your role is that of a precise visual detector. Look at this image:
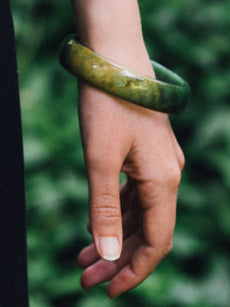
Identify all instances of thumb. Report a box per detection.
[86,156,122,262]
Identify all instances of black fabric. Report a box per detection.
[0,0,28,305]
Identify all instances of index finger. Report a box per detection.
[107,181,178,298]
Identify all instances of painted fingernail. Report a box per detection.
[98,236,121,261]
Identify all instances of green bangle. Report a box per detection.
[59,35,190,113]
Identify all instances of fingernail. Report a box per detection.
[98,237,121,261]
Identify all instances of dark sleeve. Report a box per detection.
[0,0,28,305]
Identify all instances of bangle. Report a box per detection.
[59,35,190,113]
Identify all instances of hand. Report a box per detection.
[77,81,185,298]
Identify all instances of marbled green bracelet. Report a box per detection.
[59,35,190,113]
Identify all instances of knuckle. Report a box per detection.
[92,194,121,226]
[164,163,182,188]
[161,241,173,258]
[178,148,185,171]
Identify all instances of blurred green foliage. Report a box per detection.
[11,0,230,306]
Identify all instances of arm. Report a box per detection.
[71,0,185,298]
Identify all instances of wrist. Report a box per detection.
[71,0,155,78]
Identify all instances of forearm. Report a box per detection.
[71,0,155,78]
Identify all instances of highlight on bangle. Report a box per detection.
[59,34,191,114]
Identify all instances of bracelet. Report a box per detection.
[59,35,190,113]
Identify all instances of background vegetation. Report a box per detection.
[11,0,230,306]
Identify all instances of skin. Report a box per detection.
[71,0,185,298]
